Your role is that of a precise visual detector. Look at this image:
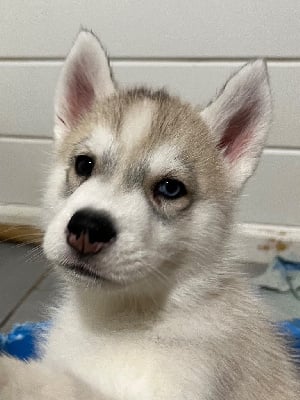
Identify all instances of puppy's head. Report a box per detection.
[43,31,271,291]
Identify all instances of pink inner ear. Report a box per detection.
[65,61,96,126]
[218,106,255,163]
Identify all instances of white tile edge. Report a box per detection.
[234,223,300,263]
[0,204,42,226]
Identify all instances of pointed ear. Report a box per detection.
[201,60,271,191]
[54,30,115,140]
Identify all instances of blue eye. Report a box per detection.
[155,179,187,200]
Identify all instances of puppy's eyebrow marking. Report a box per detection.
[85,126,114,154]
[149,144,185,176]
[120,100,155,150]
[85,125,117,175]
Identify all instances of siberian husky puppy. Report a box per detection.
[1,31,299,399]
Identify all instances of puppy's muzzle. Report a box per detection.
[66,208,117,255]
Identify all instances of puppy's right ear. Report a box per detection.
[201,60,271,191]
[54,30,115,140]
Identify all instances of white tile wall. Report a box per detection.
[0,1,299,226]
[0,138,52,205]
[0,0,300,58]
[238,149,300,226]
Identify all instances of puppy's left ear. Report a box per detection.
[54,30,115,140]
[201,60,271,191]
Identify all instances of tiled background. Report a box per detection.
[0,1,300,227]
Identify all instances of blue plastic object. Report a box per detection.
[0,321,50,361]
[277,319,300,351]
[0,320,299,363]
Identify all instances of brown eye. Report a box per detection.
[154,179,187,200]
[75,155,94,177]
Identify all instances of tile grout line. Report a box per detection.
[1,57,300,63]
[0,267,52,330]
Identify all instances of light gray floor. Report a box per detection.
[0,242,299,333]
[0,242,59,332]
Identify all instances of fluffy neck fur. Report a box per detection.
[60,222,236,328]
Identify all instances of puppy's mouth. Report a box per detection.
[59,261,107,282]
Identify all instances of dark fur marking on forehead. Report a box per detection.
[100,149,118,176]
[58,87,173,161]
[123,161,149,190]
[58,85,227,200]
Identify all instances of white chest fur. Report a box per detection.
[44,300,212,400]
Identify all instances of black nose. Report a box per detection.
[66,208,117,255]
